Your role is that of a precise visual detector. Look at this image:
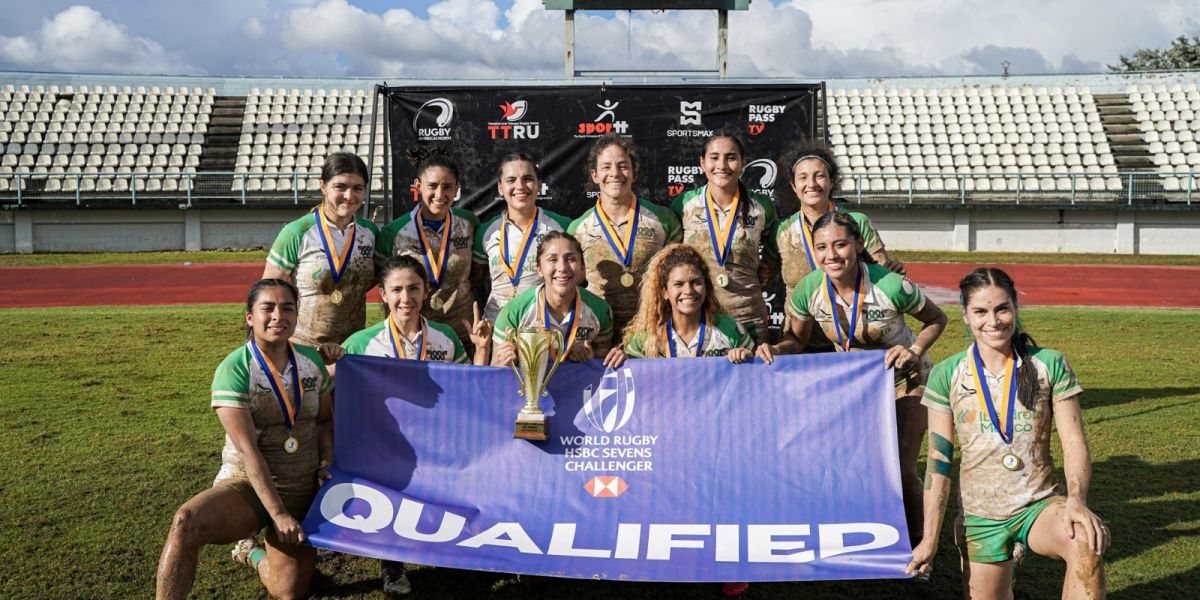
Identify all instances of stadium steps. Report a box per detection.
[1095,93,1155,171]
[194,96,246,203]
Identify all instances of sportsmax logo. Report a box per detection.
[319,488,901,563]
[679,101,702,125]
[489,100,540,140]
[413,98,454,141]
[582,367,636,434]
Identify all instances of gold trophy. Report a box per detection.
[506,326,566,441]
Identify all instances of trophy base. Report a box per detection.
[514,413,547,441]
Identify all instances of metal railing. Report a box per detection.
[0,169,1195,207]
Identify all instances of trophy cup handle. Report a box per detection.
[504,328,526,396]
[540,328,567,396]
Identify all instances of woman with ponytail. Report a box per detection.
[671,132,779,344]
[262,152,379,347]
[907,267,1109,598]
[377,146,482,350]
[757,210,948,543]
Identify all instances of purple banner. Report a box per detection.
[302,351,912,581]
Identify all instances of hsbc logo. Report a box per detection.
[679,101,702,125]
[582,368,636,433]
[489,100,540,141]
[577,99,629,137]
[584,476,628,498]
[413,97,455,141]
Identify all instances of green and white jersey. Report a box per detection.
[788,262,925,352]
[492,285,614,356]
[568,198,681,335]
[210,342,332,497]
[625,312,753,359]
[342,317,468,364]
[776,205,884,301]
[922,345,1083,520]
[473,208,571,322]
[266,213,379,346]
[376,207,479,343]
[671,186,780,327]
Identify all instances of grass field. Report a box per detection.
[1,304,1198,599]
[3,249,1200,267]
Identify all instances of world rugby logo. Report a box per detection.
[743,158,777,189]
[581,368,636,433]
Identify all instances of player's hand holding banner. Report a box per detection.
[302,351,913,581]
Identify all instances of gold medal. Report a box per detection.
[330,289,344,305]
[284,436,300,454]
[620,272,635,288]
[1002,452,1023,471]
[716,272,730,288]
[430,296,444,311]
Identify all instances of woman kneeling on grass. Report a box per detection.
[906,267,1110,599]
[156,279,333,600]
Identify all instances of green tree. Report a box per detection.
[1109,35,1200,72]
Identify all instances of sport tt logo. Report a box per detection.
[584,476,628,498]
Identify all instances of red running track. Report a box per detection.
[0,262,1198,308]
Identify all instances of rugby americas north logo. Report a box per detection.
[489,100,540,140]
[584,476,628,498]
[413,97,455,141]
[581,367,636,433]
[742,158,778,190]
[577,99,629,137]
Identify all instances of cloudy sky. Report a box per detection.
[0,0,1196,79]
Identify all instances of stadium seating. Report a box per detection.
[0,84,213,193]
[826,85,1124,198]
[235,88,385,192]
[1129,83,1200,193]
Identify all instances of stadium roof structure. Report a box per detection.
[542,0,752,78]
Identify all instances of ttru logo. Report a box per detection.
[488,100,540,140]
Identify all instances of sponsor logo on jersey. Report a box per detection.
[576,99,629,137]
[413,98,455,141]
[488,100,541,141]
[584,476,628,498]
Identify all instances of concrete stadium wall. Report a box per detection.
[2,206,1198,255]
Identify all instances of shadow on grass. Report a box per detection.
[1083,387,1200,412]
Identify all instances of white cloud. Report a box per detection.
[242,17,266,39]
[0,5,199,74]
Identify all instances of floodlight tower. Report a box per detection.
[542,1,752,79]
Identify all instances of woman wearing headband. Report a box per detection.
[671,132,779,344]
[474,153,572,323]
[775,143,902,350]
[907,268,1108,599]
[758,211,947,545]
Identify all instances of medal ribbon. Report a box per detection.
[798,206,833,271]
[316,209,356,284]
[540,286,581,357]
[663,312,706,358]
[414,207,453,289]
[704,186,739,268]
[821,267,864,352]
[970,343,1018,445]
[594,197,640,268]
[500,208,539,287]
[387,314,428,361]
[248,341,302,430]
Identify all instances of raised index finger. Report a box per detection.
[472,301,481,324]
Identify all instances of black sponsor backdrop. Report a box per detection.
[384,84,821,339]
